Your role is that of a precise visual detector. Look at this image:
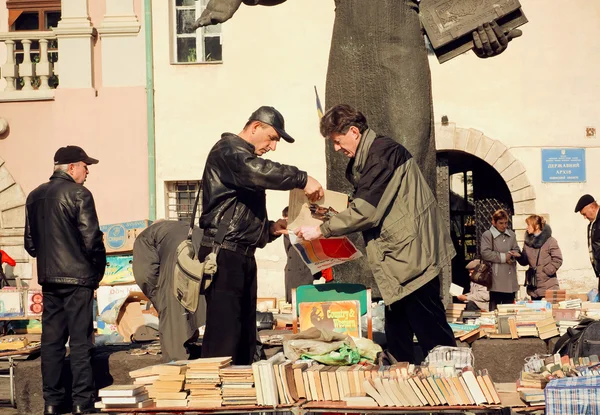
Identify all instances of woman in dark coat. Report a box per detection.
[521,215,563,300]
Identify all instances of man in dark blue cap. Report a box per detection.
[575,194,600,291]
[198,106,323,364]
[25,146,105,415]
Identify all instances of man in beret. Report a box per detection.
[575,194,600,292]
[25,146,106,415]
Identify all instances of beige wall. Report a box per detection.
[429,0,600,293]
[153,0,600,298]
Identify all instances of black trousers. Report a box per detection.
[199,247,257,365]
[41,284,94,406]
[489,291,516,311]
[384,277,456,364]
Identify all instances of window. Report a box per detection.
[165,181,202,225]
[7,0,61,31]
[172,0,222,64]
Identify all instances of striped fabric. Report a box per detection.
[546,376,600,415]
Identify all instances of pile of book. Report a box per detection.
[186,357,232,407]
[220,365,256,406]
[535,316,559,340]
[95,385,151,410]
[545,290,567,304]
[149,362,189,407]
[558,299,582,310]
[518,353,600,406]
[252,352,501,407]
[446,303,466,323]
[361,365,500,407]
[582,302,600,319]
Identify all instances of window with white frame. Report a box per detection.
[172,0,223,64]
[165,181,202,225]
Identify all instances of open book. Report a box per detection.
[287,189,362,274]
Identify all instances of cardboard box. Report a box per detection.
[100,220,152,254]
[0,289,24,317]
[101,255,135,286]
[96,284,141,314]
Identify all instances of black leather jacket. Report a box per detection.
[24,170,106,288]
[200,133,308,249]
[589,216,600,278]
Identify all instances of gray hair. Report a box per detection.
[54,164,69,172]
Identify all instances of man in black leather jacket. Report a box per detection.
[24,146,106,415]
[199,106,323,364]
[575,194,600,293]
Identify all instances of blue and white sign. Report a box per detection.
[542,149,586,183]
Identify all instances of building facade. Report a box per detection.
[0,0,149,282]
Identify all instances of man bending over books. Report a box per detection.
[296,105,457,363]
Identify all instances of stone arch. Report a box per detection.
[435,123,538,233]
[0,156,32,281]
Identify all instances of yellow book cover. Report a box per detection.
[298,300,361,337]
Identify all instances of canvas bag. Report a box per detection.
[173,185,234,312]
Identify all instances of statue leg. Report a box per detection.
[325,0,435,293]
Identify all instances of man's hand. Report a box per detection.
[457,294,468,302]
[472,21,522,58]
[295,225,322,241]
[304,176,324,203]
[505,252,514,264]
[270,218,288,236]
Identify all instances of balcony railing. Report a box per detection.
[0,31,58,101]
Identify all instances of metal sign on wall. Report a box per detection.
[541,148,586,183]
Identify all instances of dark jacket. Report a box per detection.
[522,225,562,298]
[588,214,600,278]
[24,170,106,288]
[132,221,205,362]
[320,129,455,304]
[200,133,308,249]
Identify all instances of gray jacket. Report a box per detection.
[132,221,206,362]
[320,129,455,305]
[480,226,521,293]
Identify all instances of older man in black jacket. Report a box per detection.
[25,146,106,415]
[199,106,323,365]
[575,194,600,293]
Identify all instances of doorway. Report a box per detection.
[439,150,514,292]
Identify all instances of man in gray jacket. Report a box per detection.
[132,220,206,362]
[296,105,456,363]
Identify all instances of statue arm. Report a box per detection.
[472,21,522,58]
[192,0,287,29]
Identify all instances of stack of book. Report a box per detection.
[95,385,151,410]
[557,320,579,336]
[558,299,582,310]
[582,302,600,319]
[128,365,159,387]
[535,317,559,340]
[220,365,257,406]
[546,290,567,304]
[516,310,551,337]
[478,312,496,333]
[186,357,232,407]
[151,362,189,408]
[360,365,501,407]
[446,303,466,323]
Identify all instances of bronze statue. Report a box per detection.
[193,0,522,293]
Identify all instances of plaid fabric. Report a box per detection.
[546,376,600,415]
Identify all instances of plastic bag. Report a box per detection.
[352,336,383,362]
[98,297,127,324]
[302,344,360,365]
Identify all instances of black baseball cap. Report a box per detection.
[575,194,595,213]
[54,145,99,165]
[248,106,295,143]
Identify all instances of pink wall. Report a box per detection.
[0,86,149,224]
